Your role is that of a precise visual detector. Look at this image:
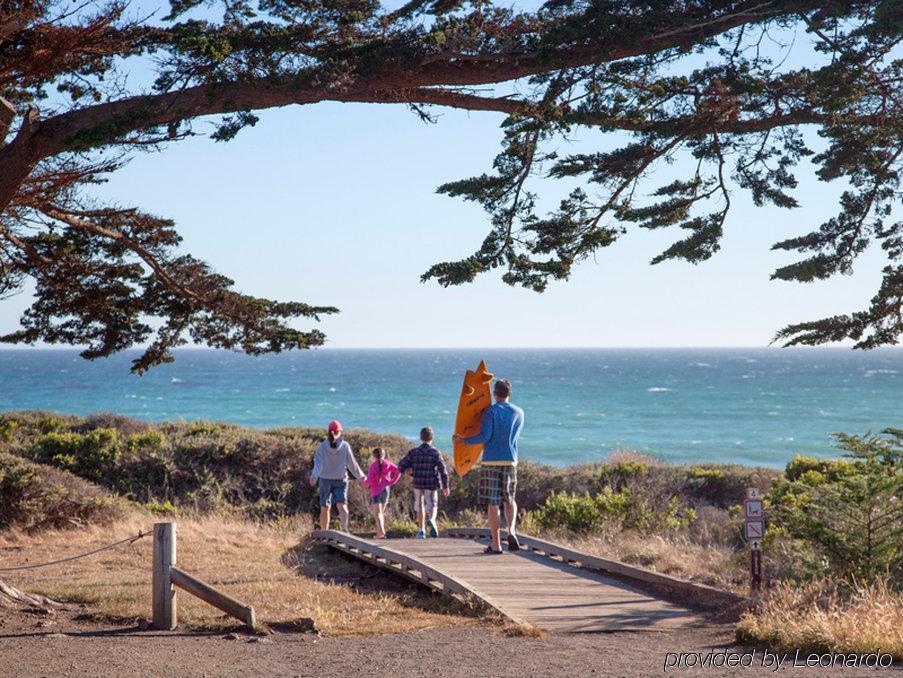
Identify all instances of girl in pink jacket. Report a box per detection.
[360,447,400,538]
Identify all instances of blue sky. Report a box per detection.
[0,10,890,349]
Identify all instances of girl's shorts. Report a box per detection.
[371,487,390,504]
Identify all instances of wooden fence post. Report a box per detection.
[152,522,177,630]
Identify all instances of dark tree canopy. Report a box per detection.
[0,0,900,371]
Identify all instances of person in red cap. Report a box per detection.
[309,420,365,531]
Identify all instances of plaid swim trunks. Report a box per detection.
[478,465,517,506]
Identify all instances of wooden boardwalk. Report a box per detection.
[314,529,743,634]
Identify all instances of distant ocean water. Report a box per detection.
[2,348,902,469]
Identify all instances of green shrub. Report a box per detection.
[0,418,17,442]
[769,431,903,584]
[533,488,695,533]
[145,500,178,515]
[597,460,649,489]
[36,415,67,433]
[0,453,123,531]
[126,430,165,452]
[534,491,612,532]
[34,429,121,483]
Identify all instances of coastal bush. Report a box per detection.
[0,412,420,524]
[0,411,780,547]
[532,488,696,533]
[33,429,122,483]
[0,453,123,531]
[768,431,903,585]
[0,419,16,442]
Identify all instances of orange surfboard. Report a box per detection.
[453,360,493,476]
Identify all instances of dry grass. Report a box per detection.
[547,528,748,593]
[736,580,903,660]
[0,513,474,635]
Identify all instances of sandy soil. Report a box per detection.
[2,607,899,678]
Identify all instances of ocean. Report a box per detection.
[1,347,902,468]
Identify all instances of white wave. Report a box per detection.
[646,387,672,392]
[275,388,290,392]
[691,362,712,367]
[690,440,702,445]
[329,387,336,392]
[864,369,898,377]
[170,377,184,384]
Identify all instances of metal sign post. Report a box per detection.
[743,488,763,592]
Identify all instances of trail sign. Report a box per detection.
[745,520,764,540]
[751,549,762,588]
[744,487,764,592]
[744,499,763,519]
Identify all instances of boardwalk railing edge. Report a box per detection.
[311,529,533,628]
[442,527,751,612]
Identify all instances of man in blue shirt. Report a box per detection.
[453,378,524,554]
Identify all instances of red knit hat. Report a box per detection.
[327,420,343,433]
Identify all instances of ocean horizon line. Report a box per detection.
[0,344,886,353]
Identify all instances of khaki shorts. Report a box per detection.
[413,488,438,514]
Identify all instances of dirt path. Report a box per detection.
[2,608,898,677]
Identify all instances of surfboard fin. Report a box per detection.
[476,360,494,384]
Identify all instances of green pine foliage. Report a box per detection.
[769,432,903,584]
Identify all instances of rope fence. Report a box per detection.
[1,523,256,630]
[0,529,150,573]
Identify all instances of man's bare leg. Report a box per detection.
[487,504,502,551]
[319,506,330,530]
[504,499,518,536]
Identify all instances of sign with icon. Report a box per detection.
[744,499,763,519]
[745,520,764,540]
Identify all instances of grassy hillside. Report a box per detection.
[0,410,778,522]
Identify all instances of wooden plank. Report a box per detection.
[396,537,702,632]
[152,522,177,630]
[442,528,748,611]
[313,530,531,627]
[170,567,256,629]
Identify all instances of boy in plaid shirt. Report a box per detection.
[397,427,449,538]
